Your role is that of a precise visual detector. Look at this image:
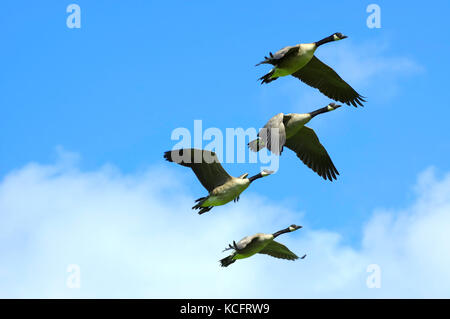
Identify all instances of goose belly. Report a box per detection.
[274,46,316,77]
[285,114,311,139]
[235,238,272,259]
[203,181,249,206]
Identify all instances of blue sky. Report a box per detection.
[1,1,450,297]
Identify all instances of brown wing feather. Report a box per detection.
[284,126,339,181]
[259,240,298,260]
[257,46,300,66]
[291,56,365,107]
[163,148,232,192]
[253,113,286,155]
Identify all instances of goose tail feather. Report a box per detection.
[258,70,278,84]
[220,255,236,267]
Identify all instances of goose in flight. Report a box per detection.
[248,103,341,181]
[257,32,365,107]
[220,224,303,267]
[164,148,273,214]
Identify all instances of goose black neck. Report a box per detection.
[248,173,264,183]
[309,106,331,118]
[315,35,335,47]
[272,227,290,238]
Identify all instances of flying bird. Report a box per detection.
[248,103,341,181]
[257,32,365,107]
[220,224,303,267]
[164,148,273,214]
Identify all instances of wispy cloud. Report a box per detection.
[0,152,449,298]
[320,40,424,86]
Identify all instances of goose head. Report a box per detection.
[288,224,302,232]
[332,32,348,41]
[327,102,342,111]
[248,170,274,183]
[260,169,274,177]
[309,102,342,118]
[273,224,303,238]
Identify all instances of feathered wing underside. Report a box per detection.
[248,113,287,155]
[291,56,365,107]
[284,126,339,181]
[259,240,298,260]
[163,148,232,192]
[256,46,299,66]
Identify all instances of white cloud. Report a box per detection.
[319,40,424,86]
[0,153,449,298]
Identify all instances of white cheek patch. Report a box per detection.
[327,105,335,111]
[333,34,340,41]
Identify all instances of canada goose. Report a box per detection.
[248,102,341,181]
[220,224,302,267]
[257,32,365,107]
[164,148,273,214]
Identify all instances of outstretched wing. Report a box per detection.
[235,234,261,250]
[249,113,286,155]
[259,240,298,260]
[284,126,339,181]
[256,46,299,66]
[291,56,365,107]
[164,148,232,192]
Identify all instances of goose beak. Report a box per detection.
[336,32,348,40]
[328,102,342,110]
[334,32,348,40]
[261,170,275,177]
